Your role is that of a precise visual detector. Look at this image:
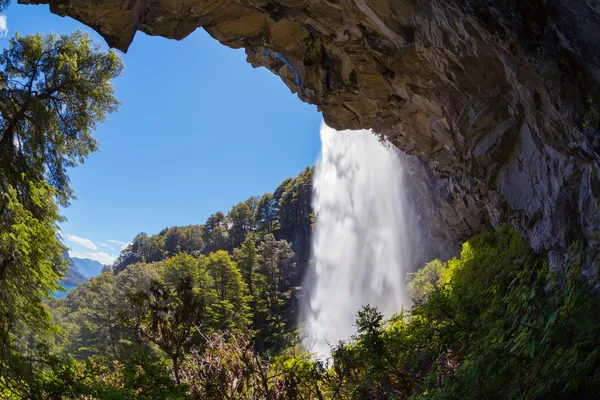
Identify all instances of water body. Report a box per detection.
[52,283,77,299]
[302,123,412,357]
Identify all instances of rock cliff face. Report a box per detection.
[21,0,600,256]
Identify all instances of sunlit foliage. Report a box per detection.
[0,31,122,398]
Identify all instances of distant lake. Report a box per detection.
[52,283,77,299]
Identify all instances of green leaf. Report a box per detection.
[552,326,567,343]
[527,338,535,356]
[572,309,593,331]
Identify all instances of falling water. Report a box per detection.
[302,123,413,357]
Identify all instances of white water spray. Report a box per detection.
[302,123,413,357]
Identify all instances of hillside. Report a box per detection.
[61,264,87,287]
[47,167,314,372]
[113,167,313,281]
[70,257,105,279]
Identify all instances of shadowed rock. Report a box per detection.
[20,0,600,256]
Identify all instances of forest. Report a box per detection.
[1,28,600,400]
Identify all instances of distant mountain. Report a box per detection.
[62,263,88,286]
[54,255,106,298]
[70,257,105,279]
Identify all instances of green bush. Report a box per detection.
[406,228,600,399]
[329,226,600,400]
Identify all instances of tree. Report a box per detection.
[0,32,122,397]
[114,226,204,274]
[180,331,322,400]
[0,32,122,206]
[407,259,447,304]
[114,232,166,272]
[202,212,229,254]
[139,234,166,263]
[66,271,124,360]
[0,182,68,394]
[127,276,205,385]
[277,167,313,241]
[255,193,279,235]
[0,183,64,331]
[233,234,259,299]
[273,178,292,206]
[204,251,251,331]
[227,201,254,250]
[257,234,295,313]
[50,262,163,362]
[244,195,259,215]
[255,234,296,352]
[162,253,218,337]
[162,225,204,257]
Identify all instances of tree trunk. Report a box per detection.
[172,355,181,385]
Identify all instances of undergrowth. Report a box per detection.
[403,226,600,399]
[13,226,600,399]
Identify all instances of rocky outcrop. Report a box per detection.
[20,0,600,255]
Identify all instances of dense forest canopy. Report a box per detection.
[112,165,313,276]
[0,30,599,400]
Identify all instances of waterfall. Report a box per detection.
[302,123,412,357]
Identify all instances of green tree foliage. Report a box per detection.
[204,250,251,331]
[273,177,292,205]
[406,258,447,304]
[327,306,416,399]
[0,182,67,395]
[416,241,600,400]
[27,225,600,399]
[255,234,296,353]
[114,226,204,272]
[276,167,313,241]
[29,351,186,399]
[53,254,220,384]
[227,200,256,250]
[0,32,122,205]
[63,271,121,360]
[233,233,259,298]
[160,253,218,341]
[255,193,279,235]
[0,183,64,333]
[257,234,296,314]
[85,168,314,367]
[130,233,166,264]
[111,168,314,278]
[127,277,205,384]
[162,225,204,257]
[202,212,229,254]
[180,331,323,399]
[0,32,122,398]
[52,262,162,362]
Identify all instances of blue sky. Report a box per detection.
[2,3,322,264]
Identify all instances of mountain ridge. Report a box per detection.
[58,255,106,293]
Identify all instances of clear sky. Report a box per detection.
[2,3,322,264]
